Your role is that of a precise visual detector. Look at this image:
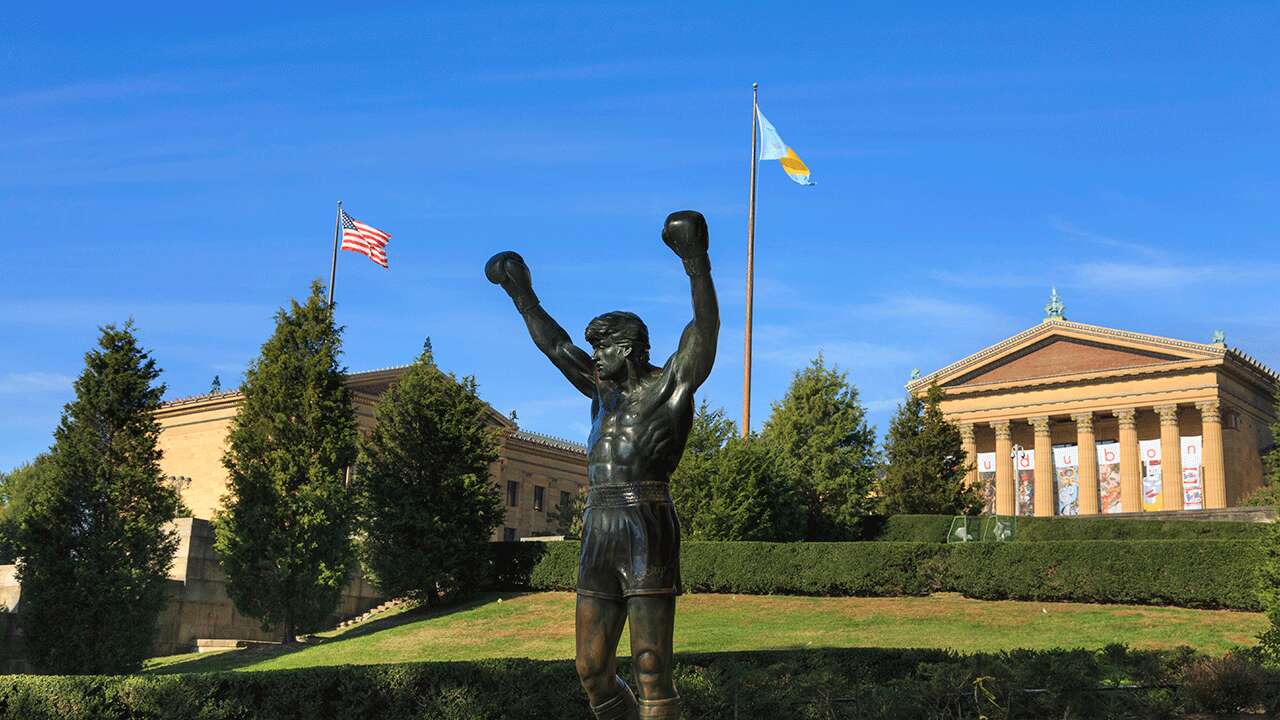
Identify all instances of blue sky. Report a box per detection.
[2,2,1278,471]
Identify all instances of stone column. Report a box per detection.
[993,420,1014,516]
[1073,412,1099,515]
[1155,404,1184,511]
[1115,408,1142,513]
[959,423,978,490]
[1197,400,1227,509]
[1030,416,1054,516]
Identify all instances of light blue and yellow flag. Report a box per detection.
[756,107,814,186]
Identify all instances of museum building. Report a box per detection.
[908,295,1278,517]
[154,364,590,541]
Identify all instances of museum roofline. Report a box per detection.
[908,318,1278,393]
[508,429,588,454]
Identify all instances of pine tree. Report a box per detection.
[1248,388,1280,506]
[355,343,503,604]
[669,401,737,539]
[16,322,180,673]
[0,455,50,565]
[547,489,586,539]
[701,435,806,541]
[880,383,979,515]
[214,281,358,643]
[759,354,879,540]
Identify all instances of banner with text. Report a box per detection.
[1139,439,1164,512]
[977,452,997,514]
[1053,444,1080,516]
[1181,435,1204,510]
[1015,448,1035,516]
[1097,441,1122,513]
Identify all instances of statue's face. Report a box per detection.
[591,341,630,382]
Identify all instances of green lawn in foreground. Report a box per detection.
[145,591,1265,674]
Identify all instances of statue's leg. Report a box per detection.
[576,593,636,719]
[627,595,679,718]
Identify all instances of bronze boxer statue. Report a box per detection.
[486,210,718,719]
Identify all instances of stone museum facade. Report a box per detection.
[154,365,590,539]
[910,308,1277,518]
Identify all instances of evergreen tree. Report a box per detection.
[1247,387,1280,506]
[214,281,358,643]
[16,322,180,673]
[547,488,586,539]
[355,343,503,603]
[0,455,51,565]
[880,383,980,515]
[699,435,806,541]
[759,354,879,539]
[669,401,737,538]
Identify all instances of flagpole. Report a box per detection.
[743,83,759,439]
[328,200,343,309]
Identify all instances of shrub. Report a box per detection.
[488,538,1264,610]
[857,514,1270,542]
[1180,650,1266,714]
[0,646,1268,719]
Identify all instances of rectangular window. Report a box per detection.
[533,486,545,512]
[560,490,571,510]
[507,480,519,507]
[503,527,517,542]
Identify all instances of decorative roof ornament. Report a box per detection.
[910,368,921,381]
[1043,287,1065,321]
[1211,329,1226,346]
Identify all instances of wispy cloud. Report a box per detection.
[865,397,904,412]
[0,76,184,109]
[0,372,74,395]
[1048,217,1165,259]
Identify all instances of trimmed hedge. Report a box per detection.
[0,646,1265,719]
[860,514,1271,543]
[491,538,1265,610]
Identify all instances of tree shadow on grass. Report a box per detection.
[143,592,528,675]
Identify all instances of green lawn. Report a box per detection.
[145,591,1266,674]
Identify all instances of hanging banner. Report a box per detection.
[1181,435,1204,510]
[1014,448,1035,516]
[1097,441,1122,513]
[977,452,997,514]
[1053,444,1080,516]
[1139,439,1163,512]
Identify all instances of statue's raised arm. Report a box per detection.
[660,210,719,393]
[485,251,595,398]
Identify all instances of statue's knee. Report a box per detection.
[633,649,668,686]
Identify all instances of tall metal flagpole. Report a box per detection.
[743,83,759,439]
[328,200,343,309]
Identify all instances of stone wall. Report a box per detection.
[155,518,381,655]
[0,518,383,663]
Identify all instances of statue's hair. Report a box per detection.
[585,311,650,365]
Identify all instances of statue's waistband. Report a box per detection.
[586,482,672,508]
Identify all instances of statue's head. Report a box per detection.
[585,311,650,380]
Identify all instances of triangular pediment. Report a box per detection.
[912,320,1226,392]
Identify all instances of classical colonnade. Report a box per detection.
[957,399,1227,516]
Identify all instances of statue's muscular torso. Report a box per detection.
[586,368,693,489]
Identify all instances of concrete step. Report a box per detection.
[194,638,280,653]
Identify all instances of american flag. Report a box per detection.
[340,210,391,268]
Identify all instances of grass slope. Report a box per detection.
[146,591,1264,674]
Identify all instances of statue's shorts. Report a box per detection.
[577,482,682,601]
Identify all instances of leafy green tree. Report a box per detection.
[698,435,806,541]
[547,488,586,539]
[1250,387,1280,506]
[214,281,358,643]
[879,383,980,515]
[355,342,503,604]
[0,455,52,565]
[669,400,737,538]
[759,354,879,539]
[16,322,181,673]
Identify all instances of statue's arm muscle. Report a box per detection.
[668,258,719,392]
[520,304,596,398]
